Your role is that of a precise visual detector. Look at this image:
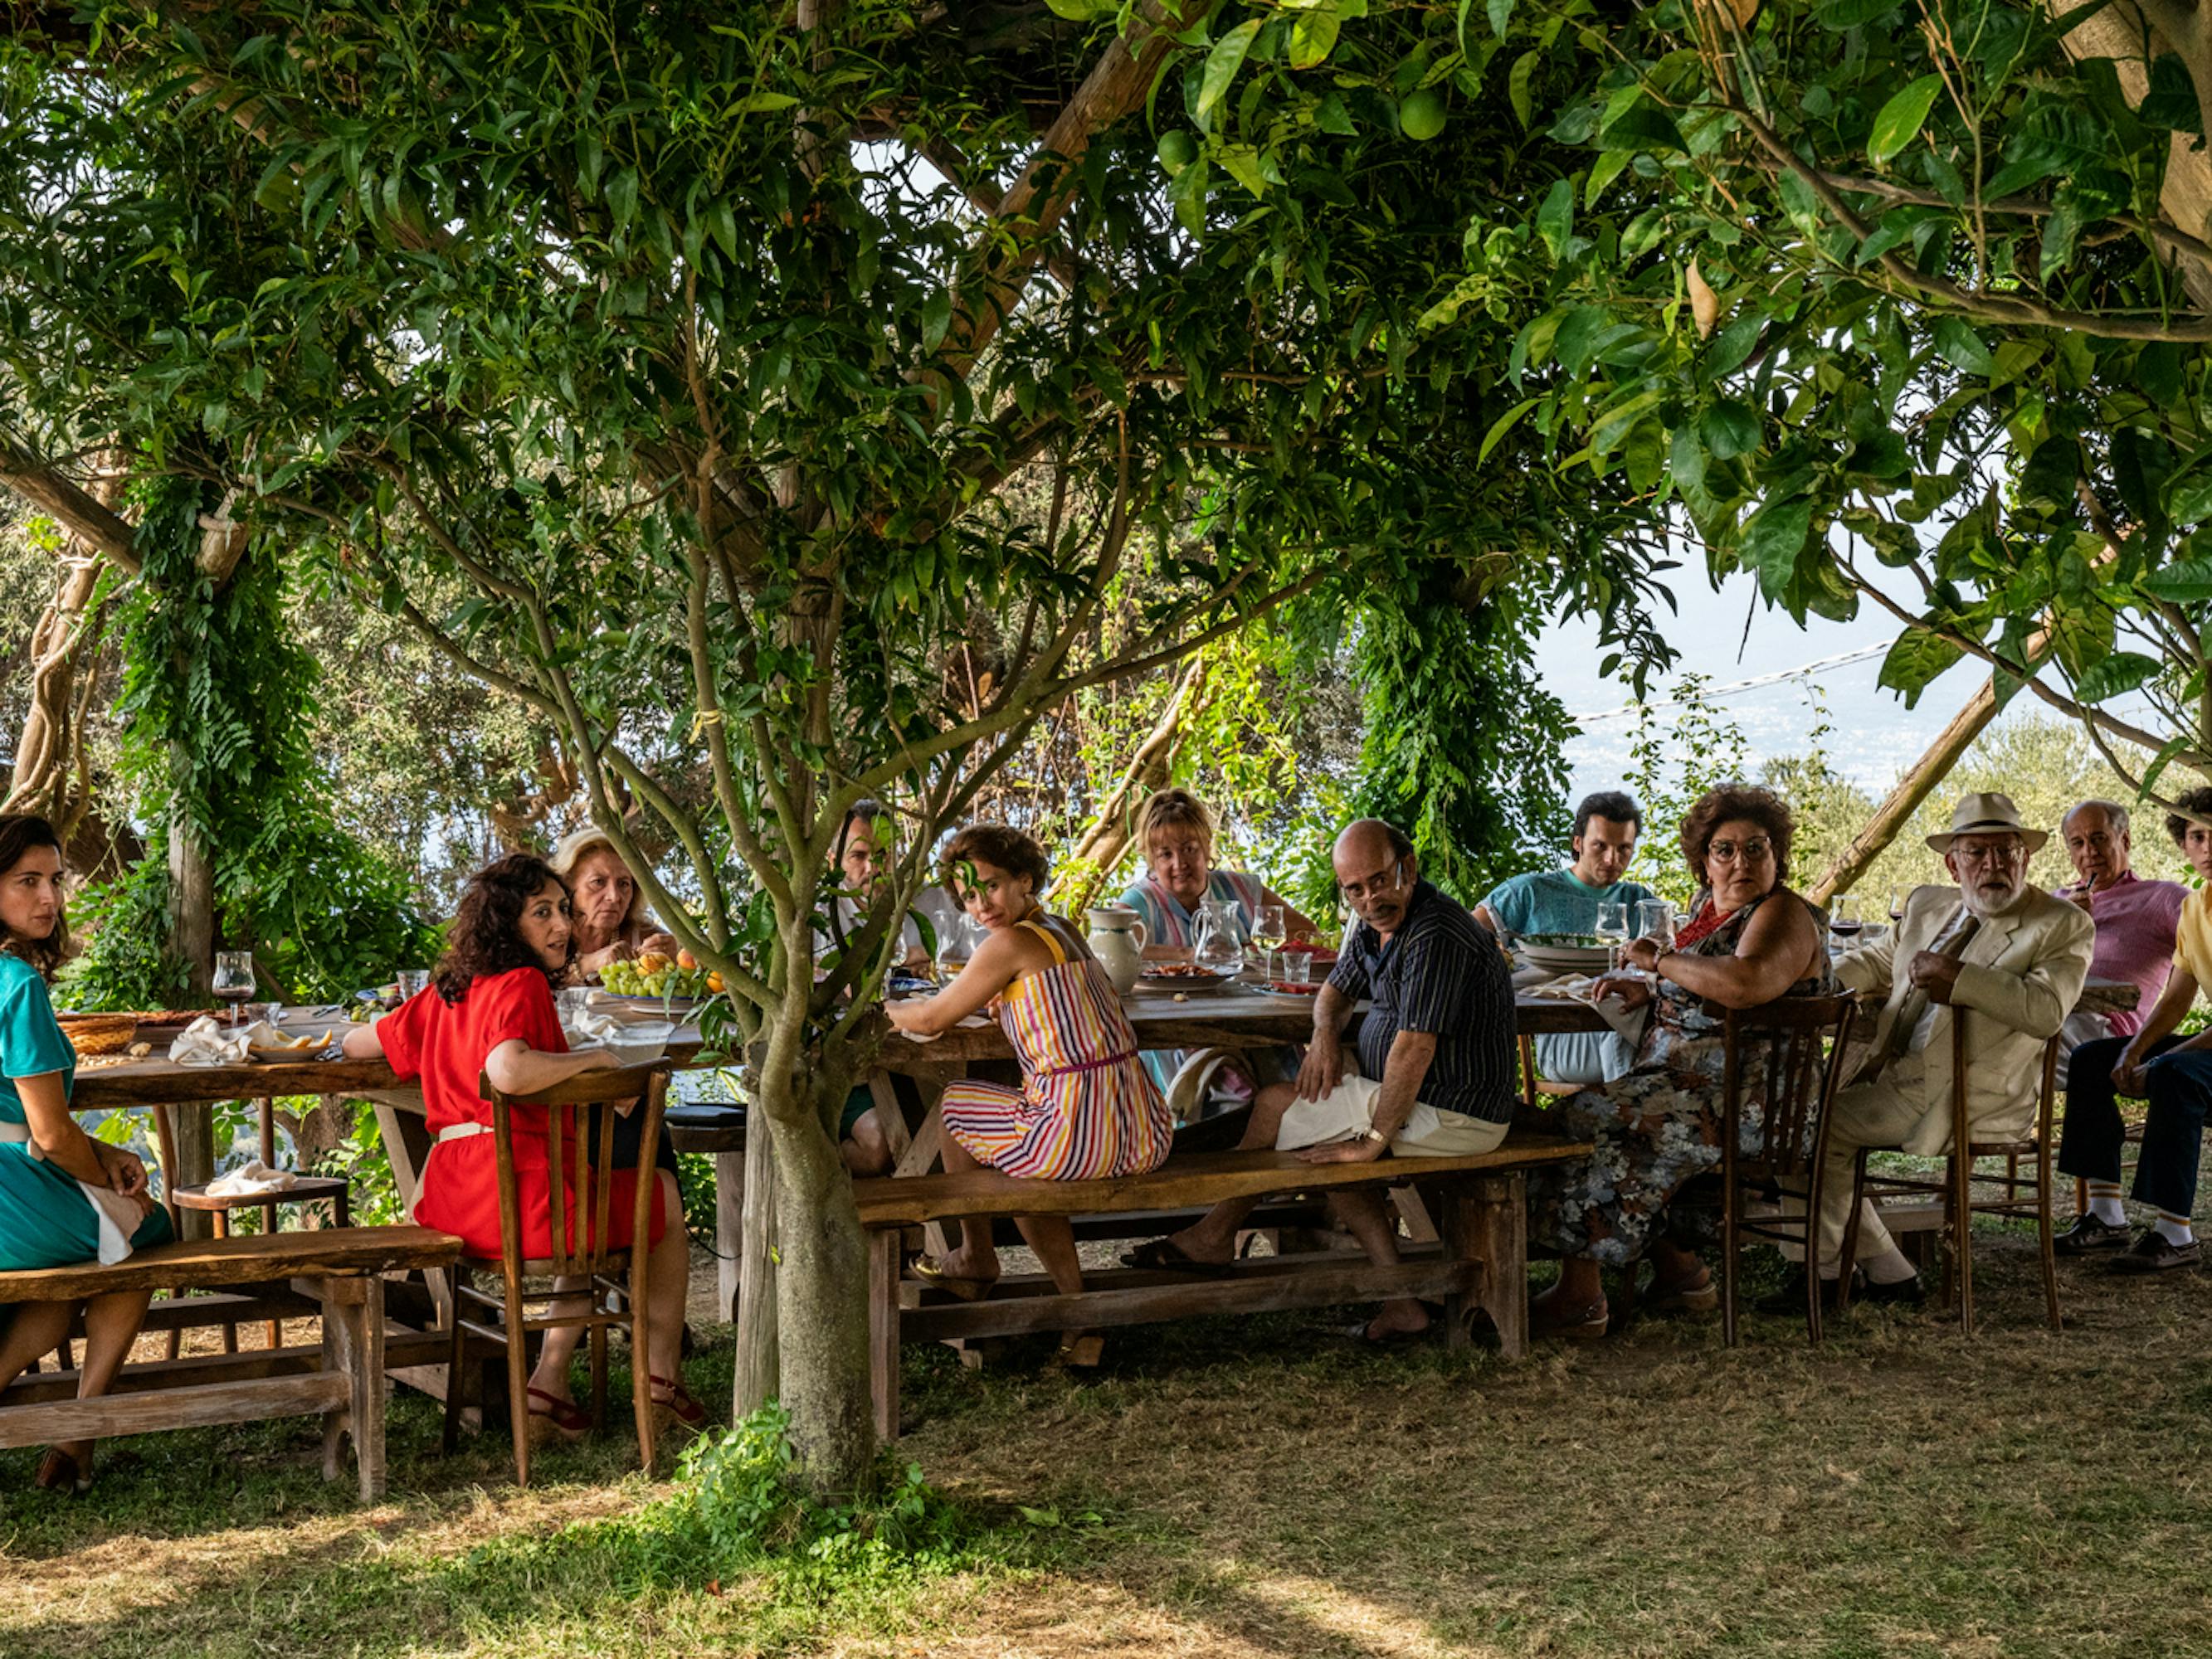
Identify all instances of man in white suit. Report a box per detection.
[1781,793,2095,1306]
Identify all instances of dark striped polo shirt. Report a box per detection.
[1327,878,1517,1124]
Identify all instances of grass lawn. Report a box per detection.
[3,1228,2210,1658]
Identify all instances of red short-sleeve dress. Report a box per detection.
[381,966,665,1260]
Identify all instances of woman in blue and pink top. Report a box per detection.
[1118,790,1318,1098]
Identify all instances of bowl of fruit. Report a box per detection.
[596,949,719,1007]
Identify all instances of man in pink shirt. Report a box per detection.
[2052,800,2187,1086]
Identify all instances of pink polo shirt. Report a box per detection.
[2059,870,2188,1036]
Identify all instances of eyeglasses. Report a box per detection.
[1708,838,1774,865]
[1337,860,1406,904]
[1952,842,2025,868]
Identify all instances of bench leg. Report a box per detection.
[868,1228,900,1443]
[1440,1188,1475,1352]
[1464,1172,1529,1360]
[319,1274,387,1502]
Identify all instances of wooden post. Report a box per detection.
[731,1112,780,1418]
[319,1273,387,1501]
[1809,675,2000,906]
[1465,1172,1529,1360]
[714,1146,746,1321]
[868,1228,900,1442]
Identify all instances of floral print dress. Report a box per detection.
[1526,888,1834,1266]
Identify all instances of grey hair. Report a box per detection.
[2064,799,2131,839]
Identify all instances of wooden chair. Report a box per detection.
[1839,1017,2063,1335]
[1711,993,1858,1346]
[444,1063,670,1486]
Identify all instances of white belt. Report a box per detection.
[0,1121,27,1145]
[436,1122,493,1145]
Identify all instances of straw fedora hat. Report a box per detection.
[1924,791,2049,854]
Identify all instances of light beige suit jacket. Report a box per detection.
[1834,883,2095,1152]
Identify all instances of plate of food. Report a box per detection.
[1136,963,1235,992]
[1516,934,1613,975]
[1264,980,1323,997]
[247,1029,336,1063]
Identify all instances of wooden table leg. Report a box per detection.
[1465,1171,1529,1360]
[869,1228,900,1443]
[714,1145,745,1322]
[320,1272,387,1502]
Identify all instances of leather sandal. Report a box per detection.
[649,1374,709,1429]
[1530,1296,1609,1342]
[1649,1268,1719,1314]
[33,1446,91,1496]
[909,1256,997,1301]
[525,1386,590,1443]
[1054,1331,1106,1370]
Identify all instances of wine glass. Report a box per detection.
[1830,896,1864,950]
[1888,888,1906,923]
[1594,902,1630,975]
[212,951,257,1029]
[937,915,985,981]
[1250,903,1286,983]
[1634,899,1675,976]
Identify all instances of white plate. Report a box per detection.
[1518,942,1612,976]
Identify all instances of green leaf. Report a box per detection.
[1878,629,1968,708]
[1488,0,1516,36]
[921,286,952,353]
[1479,397,1541,464]
[1508,51,1538,130]
[1820,0,1900,25]
[1869,74,1946,166]
[1700,400,1761,460]
[1536,178,1575,260]
[1933,316,1994,377]
[2166,475,2212,527]
[1289,10,1341,68]
[1197,20,1264,123]
[2143,557,2212,600]
[1742,494,1815,595]
[2072,650,2161,702]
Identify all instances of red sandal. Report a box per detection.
[526,1386,591,1443]
[648,1374,708,1429]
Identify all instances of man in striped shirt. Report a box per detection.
[1122,820,1518,1342]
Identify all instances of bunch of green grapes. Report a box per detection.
[599,958,713,999]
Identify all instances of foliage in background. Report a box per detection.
[1471,0,2212,820]
[59,479,440,1008]
[1342,585,1575,912]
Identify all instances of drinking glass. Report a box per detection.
[1250,903,1286,982]
[1830,896,1864,950]
[1281,950,1313,985]
[1594,902,1629,975]
[1887,888,1906,923]
[212,951,257,1028]
[937,916,985,980]
[398,969,432,1001]
[1634,899,1675,976]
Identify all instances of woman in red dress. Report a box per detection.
[342,853,703,1438]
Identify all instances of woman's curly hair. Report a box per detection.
[0,815,68,980]
[434,853,573,1004]
[940,824,1053,905]
[1679,785,1795,893]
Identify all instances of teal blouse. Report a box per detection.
[0,951,75,1124]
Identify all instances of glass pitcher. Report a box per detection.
[1192,896,1245,976]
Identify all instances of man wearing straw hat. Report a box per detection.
[1772,792,2094,1306]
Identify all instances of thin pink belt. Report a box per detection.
[1035,1051,1138,1081]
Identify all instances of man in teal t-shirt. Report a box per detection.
[1475,790,1654,1085]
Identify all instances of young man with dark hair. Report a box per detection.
[1474,790,1654,1083]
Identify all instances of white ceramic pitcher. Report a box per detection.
[1084,905,1149,995]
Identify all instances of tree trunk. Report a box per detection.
[1063,654,1208,913]
[2056,0,2212,309]
[1808,674,1999,903]
[3,552,110,841]
[166,802,217,1238]
[769,1097,875,1498]
[731,1107,781,1417]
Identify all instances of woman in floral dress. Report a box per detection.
[1527,786,1835,1339]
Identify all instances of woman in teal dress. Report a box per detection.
[0,815,170,1492]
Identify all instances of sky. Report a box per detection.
[1530,557,1994,807]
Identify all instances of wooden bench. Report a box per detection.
[853,1132,1591,1438]
[0,1225,461,1500]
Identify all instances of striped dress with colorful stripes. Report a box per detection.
[940,915,1173,1180]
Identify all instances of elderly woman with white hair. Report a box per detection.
[549,826,678,979]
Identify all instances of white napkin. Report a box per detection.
[563,1009,629,1047]
[204,1159,298,1198]
[168,1015,256,1066]
[895,1014,992,1044]
[1526,975,1649,1044]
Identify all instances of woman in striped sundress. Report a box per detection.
[886,824,1170,1365]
